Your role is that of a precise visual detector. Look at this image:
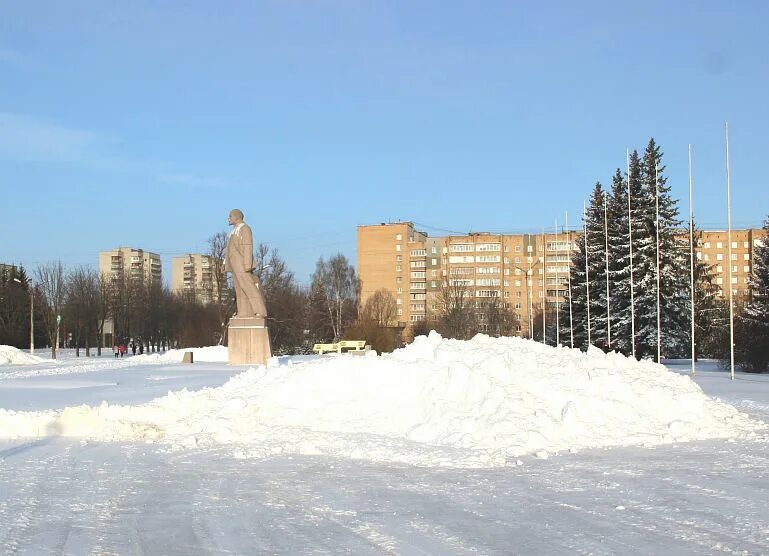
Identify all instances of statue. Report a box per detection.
[225,209,267,317]
[225,208,271,365]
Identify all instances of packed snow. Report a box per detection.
[0,333,761,467]
[0,345,45,365]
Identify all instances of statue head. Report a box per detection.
[228,209,244,226]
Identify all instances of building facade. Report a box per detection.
[358,222,767,337]
[171,253,218,304]
[694,229,765,299]
[358,222,577,336]
[98,247,162,285]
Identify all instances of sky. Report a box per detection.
[1,1,768,285]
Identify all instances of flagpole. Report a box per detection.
[584,200,592,347]
[566,211,574,348]
[542,227,547,345]
[725,123,735,380]
[688,145,696,376]
[604,191,611,348]
[555,219,561,346]
[627,148,637,359]
[655,162,662,363]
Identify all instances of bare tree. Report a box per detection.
[434,279,476,340]
[311,254,359,341]
[64,266,99,356]
[35,261,67,358]
[207,230,232,344]
[361,289,398,327]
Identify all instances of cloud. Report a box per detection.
[0,112,225,189]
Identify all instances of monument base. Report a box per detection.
[228,316,271,365]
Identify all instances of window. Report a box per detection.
[396,287,402,293]
[704,254,710,261]
[515,303,521,309]
[431,270,438,277]
[411,271,426,279]
[716,265,722,272]
[410,282,426,290]
[396,298,402,305]
[731,253,738,261]
[411,249,426,257]
[527,245,533,252]
[744,253,750,260]
[744,241,749,248]
[410,314,425,322]
[716,277,723,285]
[732,277,738,284]
[515,280,522,287]
[476,244,501,252]
[396,255,402,261]
[410,293,426,300]
[704,242,710,248]
[717,242,723,249]
[477,255,501,263]
[696,252,702,260]
[516,291,522,297]
[476,278,501,286]
[504,280,510,286]
[744,265,750,272]
[431,258,437,265]
[477,267,500,274]
[430,281,437,288]
[450,267,474,276]
[732,265,738,272]
[410,260,426,268]
[476,290,500,298]
[396,234,402,241]
[515,257,521,263]
[396,264,402,272]
[432,247,437,254]
[732,242,738,248]
[396,244,401,252]
[396,277,402,284]
[449,256,475,264]
[515,245,521,252]
[410,303,425,312]
[716,254,723,261]
[504,245,510,252]
[449,244,473,252]
[397,308,403,316]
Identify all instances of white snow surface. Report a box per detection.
[0,345,45,365]
[133,345,228,363]
[0,333,760,467]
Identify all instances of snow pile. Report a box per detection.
[0,345,45,365]
[0,333,763,467]
[134,345,228,363]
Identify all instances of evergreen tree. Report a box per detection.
[565,182,609,350]
[637,138,689,359]
[735,215,769,371]
[607,153,648,357]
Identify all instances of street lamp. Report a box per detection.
[13,277,34,355]
[56,314,62,359]
[512,259,541,340]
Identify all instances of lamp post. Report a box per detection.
[56,314,62,359]
[513,259,541,340]
[13,277,34,355]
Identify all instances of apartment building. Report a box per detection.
[98,247,162,285]
[694,229,766,299]
[171,253,218,304]
[358,222,767,337]
[358,222,577,335]
[0,263,17,280]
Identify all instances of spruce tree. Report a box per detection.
[735,215,769,371]
[607,153,647,358]
[637,138,690,359]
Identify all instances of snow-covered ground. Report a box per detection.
[1,337,769,554]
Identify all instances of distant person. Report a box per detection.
[139,343,144,355]
[119,343,126,358]
[113,344,119,358]
[131,342,137,356]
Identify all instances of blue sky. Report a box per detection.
[1,1,767,284]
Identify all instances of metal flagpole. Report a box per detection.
[655,163,662,363]
[555,219,561,346]
[627,148,637,358]
[566,211,574,348]
[688,144,696,376]
[584,200,592,347]
[542,228,546,344]
[725,123,735,380]
[604,191,611,348]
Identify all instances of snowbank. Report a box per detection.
[0,345,45,365]
[133,345,228,364]
[0,333,763,467]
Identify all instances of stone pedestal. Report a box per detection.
[228,317,271,365]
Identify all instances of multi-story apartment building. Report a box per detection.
[358,222,577,335]
[171,254,218,304]
[98,247,162,285]
[0,263,17,280]
[694,229,766,299]
[359,222,767,338]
